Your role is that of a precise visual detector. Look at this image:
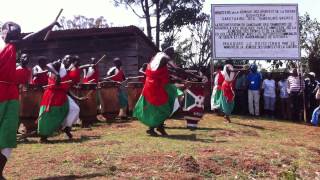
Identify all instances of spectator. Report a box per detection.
[287,68,305,121]
[262,73,276,118]
[311,87,320,126]
[305,72,319,122]
[234,71,248,115]
[278,73,290,120]
[247,64,262,116]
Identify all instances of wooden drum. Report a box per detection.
[76,83,97,127]
[99,81,120,117]
[127,82,143,112]
[19,84,43,133]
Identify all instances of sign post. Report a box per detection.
[211,4,300,60]
[211,4,304,120]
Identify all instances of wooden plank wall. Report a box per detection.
[19,34,157,79]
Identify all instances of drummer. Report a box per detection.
[31,56,49,86]
[0,20,59,179]
[133,47,184,136]
[82,57,99,83]
[16,53,32,85]
[67,55,81,85]
[37,60,85,143]
[105,57,128,120]
[61,55,82,138]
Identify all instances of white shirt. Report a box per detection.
[278,80,289,98]
[262,79,276,98]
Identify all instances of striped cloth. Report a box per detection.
[287,76,305,93]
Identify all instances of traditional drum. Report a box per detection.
[19,84,43,133]
[127,82,143,112]
[76,83,97,127]
[99,81,121,117]
[182,82,205,128]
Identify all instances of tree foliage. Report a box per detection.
[175,14,211,69]
[299,13,320,76]
[58,15,109,30]
[113,0,204,48]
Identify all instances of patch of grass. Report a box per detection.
[4,114,320,179]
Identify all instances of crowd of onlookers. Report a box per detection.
[214,64,320,125]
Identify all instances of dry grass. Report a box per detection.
[5,114,320,179]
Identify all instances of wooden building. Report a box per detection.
[19,26,158,77]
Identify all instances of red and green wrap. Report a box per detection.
[37,75,69,136]
[133,64,183,128]
[0,44,20,149]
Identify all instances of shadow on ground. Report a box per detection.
[35,172,106,180]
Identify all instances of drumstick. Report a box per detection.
[0,81,14,85]
[126,76,144,80]
[94,54,106,66]
[42,80,73,88]
[44,9,63,41]
[88,79,96,83]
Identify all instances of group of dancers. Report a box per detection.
[0,19,241,179]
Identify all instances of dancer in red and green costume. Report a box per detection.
[61,55,82,139]
[219,62,247,123]
[133,47,183,136]
[211,64,224,111]
[37,60,70,143]
[105,57,128,119]
[0,20,59,179]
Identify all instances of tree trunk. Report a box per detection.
[144,0,152,41]
[155,0,160,48]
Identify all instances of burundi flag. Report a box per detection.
[183,83,205,121]
[133,53,183,128]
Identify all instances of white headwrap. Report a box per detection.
[222,64,235,82]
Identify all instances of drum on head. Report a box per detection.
[127,82,143,112]
[76,83,97,127]
[99,81,121,117]
[19,84,43,133]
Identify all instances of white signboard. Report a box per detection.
[212,4,300,60]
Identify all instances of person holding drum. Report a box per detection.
[133,47,183,136]
[32,56,49,86]
[105,57,128,120]
[0,20,59,179]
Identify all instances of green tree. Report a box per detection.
[299,13,320,76]
[113,0,204,48]
[58,15,109,30]
[174,14,211,69]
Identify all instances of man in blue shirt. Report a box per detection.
[247,64,262,116]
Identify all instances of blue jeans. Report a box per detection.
[311,106,320,126]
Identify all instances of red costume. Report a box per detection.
[15,67,31,85]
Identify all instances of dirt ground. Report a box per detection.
[5,114,320,179]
